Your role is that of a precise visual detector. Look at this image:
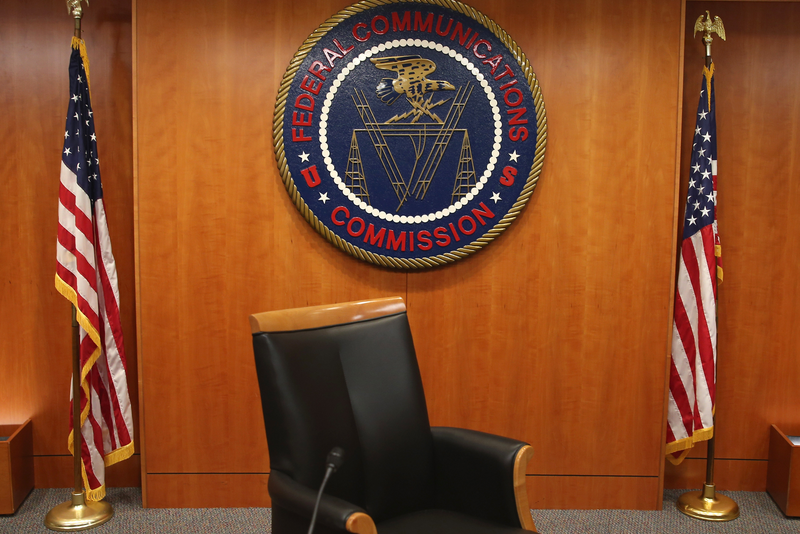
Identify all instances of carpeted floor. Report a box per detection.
[1,488,799,533]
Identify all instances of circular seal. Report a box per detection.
[274,0,546,269]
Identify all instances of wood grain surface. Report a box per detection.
[249,296,405,333]
[665,457,768,491]
[34,455,141,489]
[134,0,406,476]
[132,0,684,507]
[145,473,271,508]
[0,0,783,508]
[526,475,661,510]
[0,421,34,514]
[765,424,800,516]
[409,0,683,478]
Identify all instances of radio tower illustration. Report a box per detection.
[347,55,477,212]
[450,131,476,204]
[345,132,371,204]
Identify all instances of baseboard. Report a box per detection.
[526,475,661,510]
[141,472,663,510]
[34,455,141,488]
[664,458,768,491]
[145,473,271,508]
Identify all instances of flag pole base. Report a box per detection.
[676,483,739,522]
[44,491,114,531]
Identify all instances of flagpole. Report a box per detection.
[44,1,114,530]
[676,11,738,522]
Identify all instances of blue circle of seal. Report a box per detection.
[274,0,547,269]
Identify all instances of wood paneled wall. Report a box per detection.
[0,0,140,487]
[666,1,800,491]
[133,0,407,489]
[4,0,798,512]
[133,0,683,510]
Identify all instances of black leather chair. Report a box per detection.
[250,297,537,534]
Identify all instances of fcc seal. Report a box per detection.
[274,0,546,268]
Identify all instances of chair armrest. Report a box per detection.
[432,427,536,531]
[269,470,377,533]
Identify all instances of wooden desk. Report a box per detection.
[0,419,34,515]
[767,425,800,517]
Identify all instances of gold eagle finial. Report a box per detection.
[694,11,726,44]
[66,0,88,18]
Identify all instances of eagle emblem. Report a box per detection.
[371,55,455,103]
[371,55,455,123]
[693,10,726,42]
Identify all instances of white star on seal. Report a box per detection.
[318,192,330,204]
[299,152,310,162]
[508,151,520,162]
[491,192,501,203]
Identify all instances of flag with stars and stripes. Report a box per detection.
[666,63,722,464]
[55,37,134,501]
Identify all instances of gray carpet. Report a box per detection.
[1,488,799,533]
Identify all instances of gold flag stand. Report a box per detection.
[676,417,739,521]
[675,11,738,523]
[45,2,114,530]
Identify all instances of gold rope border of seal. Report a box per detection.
[273,0,547,269]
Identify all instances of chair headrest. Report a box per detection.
[249,296,406,334]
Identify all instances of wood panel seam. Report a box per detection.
[130,0,148,508]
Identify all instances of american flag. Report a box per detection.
[55,38,134,501]
[666,64,722,464]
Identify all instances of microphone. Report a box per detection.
[307,447,345,534]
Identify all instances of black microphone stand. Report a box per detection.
[308,447,345,534]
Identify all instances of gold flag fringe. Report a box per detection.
[71,36,91,96]
[703,62,715,112]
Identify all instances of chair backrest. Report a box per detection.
[250,297,435,522]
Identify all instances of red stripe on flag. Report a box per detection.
[91,223,116,451]
[697,227,718,402]
[57,223,77,251]
[91,364,118,451]
[56,285,102,344]
[95,218,132,447]
[681,237,715,378]
[59,184,94,240]
[103,353,133,449]
[81,421,102,489]
[669,309,695,436]
[80,336,97,369]
[56,262,78,290]
[673,285,698,375]
[57,224,100,300]
[87,392,107,458]
[96,237,128,371]
[103,343,132,447]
